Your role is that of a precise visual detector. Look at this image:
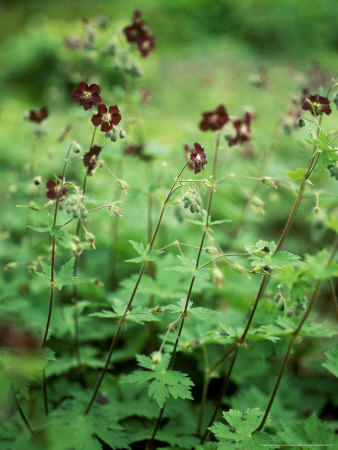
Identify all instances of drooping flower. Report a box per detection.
[123,10,155,58]
[138,32,155,58]
[199,105,229,131]
[229,112,252,146]
[91,104,122,132]
[46,175,68,200]
[189,143,207,174]
[72,82,102,111]
[302,94,331,116]
[124,11,145,43]
[29,106,49,124]
[83,145,103,174]
[183,144,196,171]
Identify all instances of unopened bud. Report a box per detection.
[72,141,82,153]
[34,176,42,185]
[231,263,246,274]
[119,129,126,139]
[297,117,305,127]
[4,262,19,270]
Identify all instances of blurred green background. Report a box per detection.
[0,0,337,303]
[0,1,337,445]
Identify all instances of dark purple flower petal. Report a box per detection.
[91,114,103,127]
[199,105,229,131]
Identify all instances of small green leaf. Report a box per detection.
[209,408,275,450]
[122,353,194,408]
[322,349,338,377]
[285,167,307,179]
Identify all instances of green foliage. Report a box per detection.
[278,413,337,448]
[209,408,275,449]
[36,257,84,290]
[126,240,164,263]
[122,353,194,408]
[246,240,301,271]
[322,349,338,377]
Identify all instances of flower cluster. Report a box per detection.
[123,10,155,58]
[302,94,331,116]
[29,106,49,124]
[91,104,121,132]
[72,81,122,136]
[83,145,103,174]
[199,105,229,131]
[46,176,68,200]
[72,82,102,110]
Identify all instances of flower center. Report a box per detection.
[82,91,92,102]
[102,112,111,122]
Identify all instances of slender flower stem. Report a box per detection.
[201,121,333,442]
[40,143,73,415]
[12,386,35,435]
[256,235,338,431]
[72,126,97,372]
[84,160,189,415]
[327,278,338,322]
[149,133,221,447]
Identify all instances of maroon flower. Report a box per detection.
[0,324,39,354]
[29,106,49,124]
[229,112,252,146]
[302,95,331,116]
[138,31,155,58]
[124,11,145,43]
[72,82,102,111]
[46,175,68,200]
[184,144,196,172]
[189,143,207,174]
[91,104,122,132]
[83,145,103,174]
[123,10,155,58]
[199,105,229,131]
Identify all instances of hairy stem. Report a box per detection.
[149,133,221,446]
[84,160,189,415]
[257,235,338,431]
[12,385,35,435]
[41,143,73,414]
[201,122,331,442]
[328,278,338,322]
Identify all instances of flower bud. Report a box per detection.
[297,117,305,127]
[4,262,19,271]
[34,176,42,185]
[81,208,88,220]
[72,141,82,153]
[110,133,117,142]
[119,129,126,139]
[231,263,246,274]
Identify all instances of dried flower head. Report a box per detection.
[91,104,122,132]
[199,105,229,131]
